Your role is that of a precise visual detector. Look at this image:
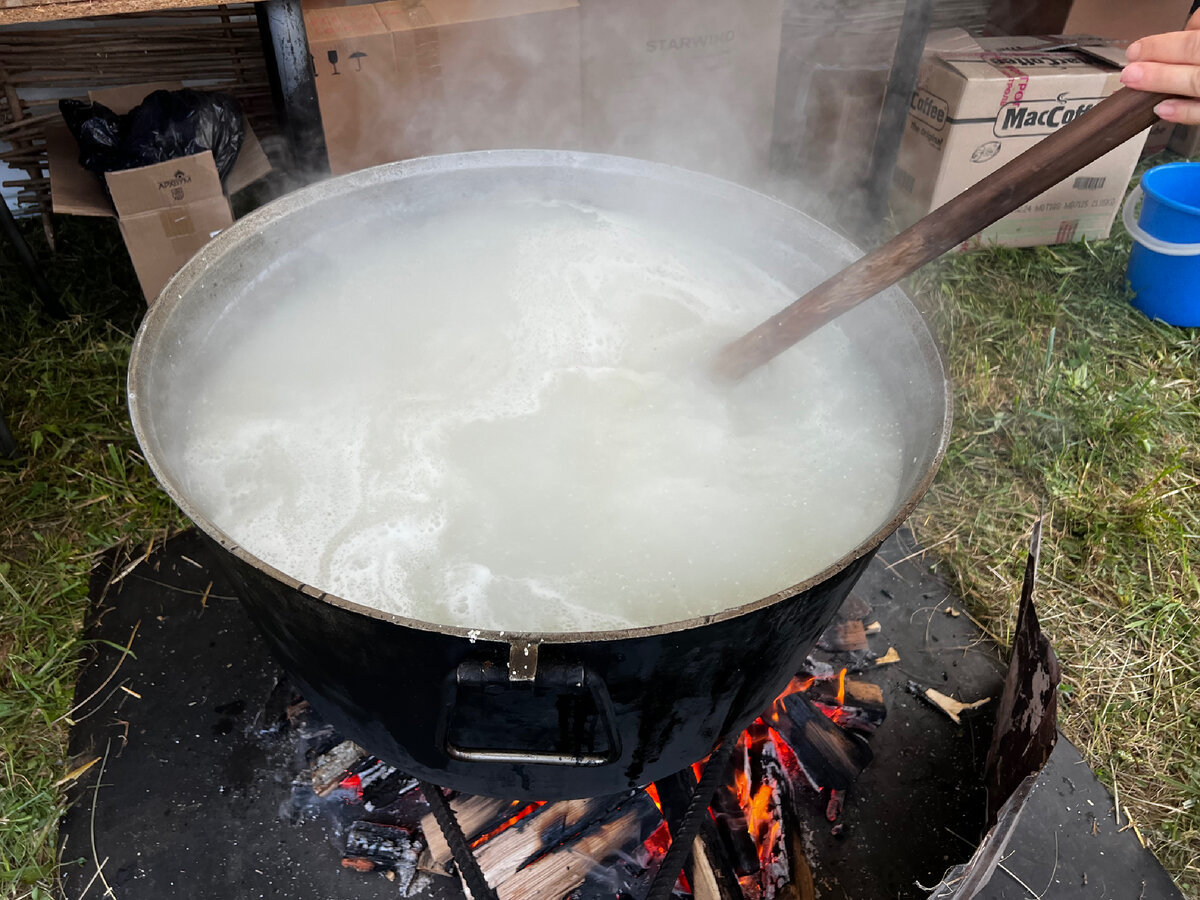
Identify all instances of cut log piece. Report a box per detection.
[816,620,868,653]
[419,796,515,874]
[768,693,872,791]
[311,740,366,797]
[807,677,887,733]
[479,792,662,900]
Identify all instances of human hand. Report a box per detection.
[1121,11,1200,124]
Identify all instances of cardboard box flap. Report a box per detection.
[47,124,113,218]
[937,46,1116,80]
[89,81,184,115]
[226,128,273,195]
[106,152,225,218]
[303,2,388,38]
[923,28,983,56]
[377,0,576,31]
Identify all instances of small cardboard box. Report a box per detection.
[890,32,1150,249]
[987,0,1193,43]
[303,0,582,175]
[580,0,785,185]
[46,82,272,301]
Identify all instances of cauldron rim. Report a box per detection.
[128,149,953,647]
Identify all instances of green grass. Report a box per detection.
[0,218,184,899]
[911,207,1200,896]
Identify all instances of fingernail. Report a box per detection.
[1122,63,1144,85]
[1126,40,1142,61]
[1155,101,1177,118]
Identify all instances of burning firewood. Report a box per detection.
[806,673,886,733]
[419,796,516,874]
[310,739,366,797]
[340,821,425,893]
[768,692,872,792]
[470,792,662,900]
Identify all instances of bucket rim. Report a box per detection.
[1141,161,1200,216]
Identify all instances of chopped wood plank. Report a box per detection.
[874,647,901,666]
[473,797,618,880]
[484,792,661,900]
[816,620,868,653]
[419,796,514,875]
[921,687,991,725]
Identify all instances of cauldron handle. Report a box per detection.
[438,662,622,767]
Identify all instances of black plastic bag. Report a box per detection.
[59,88,245,186]
[59,98,124,176]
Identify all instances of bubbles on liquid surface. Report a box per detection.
[174,201,905,632]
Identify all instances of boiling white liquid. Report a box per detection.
[176,200,905,632]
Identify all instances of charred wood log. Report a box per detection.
[807,677,887,733]
[816,619,868,653]
[768,693,872,792]
[342,821,423,890]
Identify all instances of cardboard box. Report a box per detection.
[580,0,785,185]
[1169,124,1200,158]
[987,0,1193,43]
[890,32,1150,249]
[46,82,272,301]
[303,0,582,175]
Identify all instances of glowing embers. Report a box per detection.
[424,661,890,900]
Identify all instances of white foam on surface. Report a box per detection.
[174,200,905,632]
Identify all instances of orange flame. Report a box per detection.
[643,820,671,858]
[469,800,547,848]
[644,783,663,814]
[836,668,847,707]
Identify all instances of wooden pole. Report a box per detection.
[712,88,1169,382]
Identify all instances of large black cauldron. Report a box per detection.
[128,151,951,800]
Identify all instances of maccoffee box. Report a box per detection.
[890,30,1150,248]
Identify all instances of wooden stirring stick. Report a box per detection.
[712,87,1171,382]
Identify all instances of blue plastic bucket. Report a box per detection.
[1125,162,1200,327]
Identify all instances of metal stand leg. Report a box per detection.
[644,735,741,900]
[419,781,501,900]
[256,0,330,178]
[852,0,936,243]
[1,197,64,318]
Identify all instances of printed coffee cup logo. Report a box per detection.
[646,30,735,53]
[993,93,1101,138]
[158,170,193,192]
[971,141,1002,163]
[910,88,949,131]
